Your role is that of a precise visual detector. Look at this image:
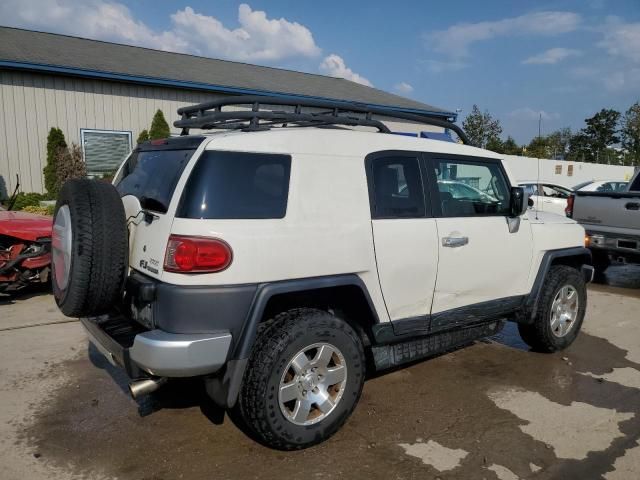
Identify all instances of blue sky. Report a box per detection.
[1,0,639,143]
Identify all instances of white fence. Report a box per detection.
[502,155,636,188]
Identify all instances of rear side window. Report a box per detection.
[116,149,195,213]
[178,151,291,219]
[367,155,426,218]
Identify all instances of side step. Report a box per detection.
[372,321,503,371]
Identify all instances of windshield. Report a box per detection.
[116,149,195,213]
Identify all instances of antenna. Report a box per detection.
[536,112,542,220]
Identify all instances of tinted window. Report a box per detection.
[116,149,195,213]
[432,159,510,217]
[631,175,640,192]
[178,151,291,219]
[369,156,425,218]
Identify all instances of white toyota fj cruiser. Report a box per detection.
[51,97,593,450]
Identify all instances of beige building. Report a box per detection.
[0,27,457,197]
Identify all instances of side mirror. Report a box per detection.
[528,197,534,207]
[509,186,528,217]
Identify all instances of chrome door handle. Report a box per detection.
[442,236,469,248]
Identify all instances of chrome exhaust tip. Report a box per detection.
[129,377,167,399]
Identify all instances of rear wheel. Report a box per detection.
[232,308,365,450]
[518,265,586,352]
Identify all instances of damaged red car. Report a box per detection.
[0,189,53,293]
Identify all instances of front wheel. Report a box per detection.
[232,308,365,450]
[518,265,586,352]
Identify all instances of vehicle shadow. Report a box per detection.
[87,342,226,424]
[591,264,640,292]
[0,283,51,304]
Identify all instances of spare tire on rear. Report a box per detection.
[52,179,128,317]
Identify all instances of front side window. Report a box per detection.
[178,151,291,219]
[368,155,426,219]
[432,159,510,217]
[542,184,571,198]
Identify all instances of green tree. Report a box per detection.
[43,127,67,197]
[136,129,150,144]
[546,127,572,159]
[149,110,170,139]
[526,136,550,159]
[485,136,504,153]
[501,136,522,155]
[621,102,640,165]
[462,105,503,148]
[584,109,621,163]
[567,132,594,162]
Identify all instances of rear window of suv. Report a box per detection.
[116,148,196,213]
[177,151,291,219]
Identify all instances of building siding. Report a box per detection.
[0,70,226,195]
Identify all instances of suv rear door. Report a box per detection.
[114,137,205,279]
[366,151,438,333]
[425,155,533,330]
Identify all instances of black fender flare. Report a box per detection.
[206,274,379,408]
[519,247,592,324]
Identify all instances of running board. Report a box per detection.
[372,321,503,371]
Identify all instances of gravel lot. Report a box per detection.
[1,266,639,480]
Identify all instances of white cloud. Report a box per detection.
[169,5,321,61]
[0,0,321,62]
[509,108,560,121]
[319,54,372,86]
[426,11,582,57]
[598,18,640,64]
[522,47,581,65]
[393,82,414,94]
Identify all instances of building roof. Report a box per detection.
[0,27,455,119]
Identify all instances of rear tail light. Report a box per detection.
[565,194,575,218]
[164,235,233,273]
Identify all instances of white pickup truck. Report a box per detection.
[567,169,640,272]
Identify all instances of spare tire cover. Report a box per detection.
[52,179,128,317]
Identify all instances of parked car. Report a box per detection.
[0,182,52,293]
[566,169,640,273]
[519,181,573,216]
[51,97,593,450]
[574,180,628,193]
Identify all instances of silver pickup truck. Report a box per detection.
[566,169,640,273]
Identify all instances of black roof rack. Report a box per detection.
[174,95,470,144]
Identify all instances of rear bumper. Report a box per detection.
[81,316,232,378]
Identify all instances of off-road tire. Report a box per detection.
[52,179,128,317]
[518,265,586,352]
[232,308,365,450]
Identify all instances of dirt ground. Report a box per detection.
[1,265,639,480]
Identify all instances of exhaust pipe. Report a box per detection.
[129,377,167,399]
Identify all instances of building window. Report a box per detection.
[555,164,562,175]
[81,129,132,177]
[567,165,574,176]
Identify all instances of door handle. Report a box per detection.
[442,236,469,248]
[626,202,640,211]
